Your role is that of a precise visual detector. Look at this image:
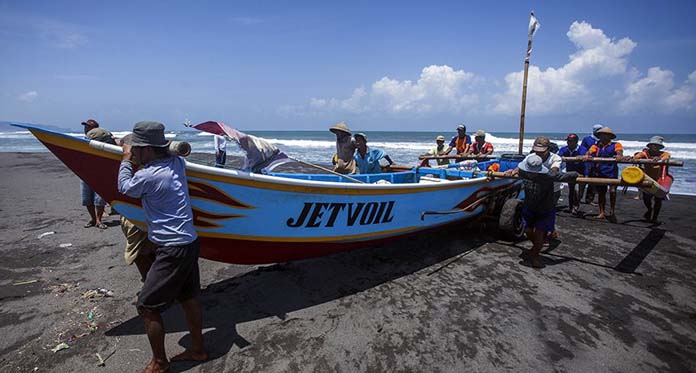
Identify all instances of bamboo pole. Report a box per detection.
[561,156,683,167]
[287,156,365,184]
[518,12,535,155]
[418,154,498,161]
[485,171,653,187]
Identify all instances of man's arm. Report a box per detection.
[117,144,147,197]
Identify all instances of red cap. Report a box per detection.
[81,119,99,127]
[566,133,579,140]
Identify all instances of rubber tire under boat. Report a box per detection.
[498,199,525,242]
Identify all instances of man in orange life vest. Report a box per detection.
[584,127,627,223]
[443,124,472,156]
[634,136,671,223]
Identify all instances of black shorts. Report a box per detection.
[137,239,200,313]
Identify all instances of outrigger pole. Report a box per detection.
[518,11,540,155]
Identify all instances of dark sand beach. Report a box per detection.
[1,152,695,372]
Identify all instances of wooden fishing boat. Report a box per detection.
[14,124,524,264]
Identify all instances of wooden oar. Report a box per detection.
[418,154,497,160]
[485,171,654,188]
[562,156,683,167]
[287,156,365,184]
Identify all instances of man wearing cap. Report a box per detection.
[634,136,671,223]
[585,127,625,222]
[558,134,588,214]
[469,129,494,156]
[444,124,472,156]
[118,122,207,372]
[353,133,393,174]
[580,124,603,204]
[517,154,578,268]
[81,119,116,229]
[421,135,450,166]
[330,121,357,174]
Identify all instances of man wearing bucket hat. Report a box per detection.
[444,123,472,156]
[634,136,671,223]
[469,129,494,156]
[330,121,357,174]
[517,154,578,268]
[118,121,207,371]
[585,126,626,223]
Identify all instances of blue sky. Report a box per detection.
[1,0,695,133]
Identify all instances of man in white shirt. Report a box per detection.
[214,134,227,168]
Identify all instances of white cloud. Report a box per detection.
[493,21,636,114]
[620,68,696,113]
[17,91,38,102]
[301,65,479,114]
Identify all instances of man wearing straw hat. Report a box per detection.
[634,136,671,223]
[585,126,625,223]
[118,121,207,372]
[330,121,357,174]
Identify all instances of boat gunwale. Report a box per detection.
[14,123,501,193]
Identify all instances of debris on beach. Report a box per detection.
[51,342,69,353]
[49,282,77,295]
[37,231,55,239]
[95,349,116,367]
[58,243,73,248]
[12,279,39,286]
[81,288,114,299]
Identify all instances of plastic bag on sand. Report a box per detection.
[51,342,69,353]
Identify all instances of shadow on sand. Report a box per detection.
[105,223,491,371]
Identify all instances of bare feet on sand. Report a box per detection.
[171,349,209,362]
[141,359,169,373]
[595,214,605,220]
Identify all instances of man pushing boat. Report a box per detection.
[118,121,207,373]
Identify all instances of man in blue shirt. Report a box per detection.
[118,122,207,372]
[558,133,588,214]
[353,133,393,174]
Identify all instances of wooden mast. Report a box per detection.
[518,11,538,154]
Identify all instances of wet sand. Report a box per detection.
[1,152,695,372]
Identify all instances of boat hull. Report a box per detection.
[18,125,519,264]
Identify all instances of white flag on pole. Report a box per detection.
[528,12,540,38]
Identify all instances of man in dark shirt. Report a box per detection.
[516,154,577,268]
[558,133,588,214]
[580,124,602,204]
[81,119,116,229]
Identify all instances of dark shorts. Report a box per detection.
[137,239,200,313]
[522,208,555,233]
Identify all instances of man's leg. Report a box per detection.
[597,186,607,219]
[652,198,663,223]
[608,186,617,217]
[642,192,653,221]
[85,205,97,226]
[528,228,546,268]
[140,308,169,372]
[171,297,208,362]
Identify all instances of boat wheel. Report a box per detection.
[498,198,525,242]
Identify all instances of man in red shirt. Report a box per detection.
[469,129,494,156]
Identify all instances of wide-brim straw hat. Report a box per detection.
[329,121,351,135]
[127,121,170,147]
[647,135,665,149]
[595,126,616,139]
